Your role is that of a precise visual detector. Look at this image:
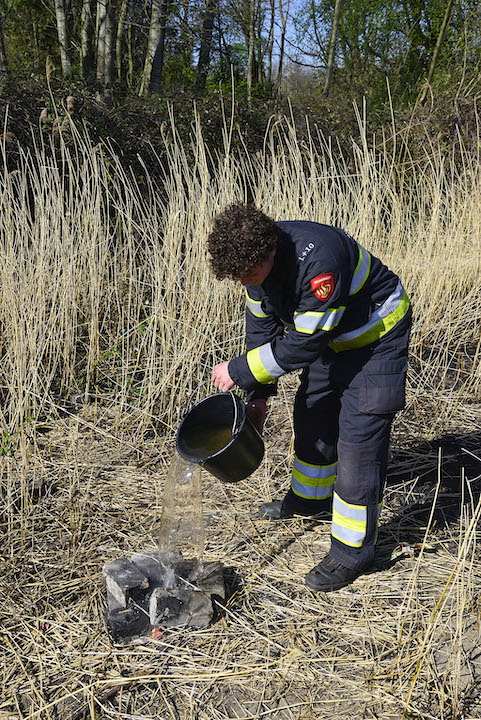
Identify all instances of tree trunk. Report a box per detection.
[419,0,455,105]
[246,0,255,107]
[324,0,342,95]
[33,21,40,70]
[217,6,229,82]
[140,0,168,96]
[195,0,216,93]
[178,0,193,71]
[127,22,133,88]
[267,0,275,84]
[97,0,106,82]
[104,0,115,86]
[149,4,167,95]
[255,6,263,83]
[81,0,95,80]
[116,0,128,80]
[96,0,115,86]
[276,0,289,94]
[54,0,72,79]
[0,14,7,75]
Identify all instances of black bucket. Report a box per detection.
[176,392,264,482]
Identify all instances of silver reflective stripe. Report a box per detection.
[245,289,267,318]
[294,306,345,334]
[246,342,284,384]
[350,243,371,295]
[292,478,333,499]
[291,456,336,499]
[258,343,284,379]
[331,280,404,345]
[293,456,337,479]
[331,492,367,548]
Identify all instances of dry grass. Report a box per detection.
[0,109,480,719]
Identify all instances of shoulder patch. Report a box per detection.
[310,273,334,302]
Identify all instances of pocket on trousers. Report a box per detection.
[359,357,408,415]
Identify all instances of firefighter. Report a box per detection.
[208,203,411,592]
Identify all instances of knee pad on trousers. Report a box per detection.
[335,437,389,505]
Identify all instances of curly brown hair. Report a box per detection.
[207,203,280,280]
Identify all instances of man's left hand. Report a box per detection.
[212,361,235,392]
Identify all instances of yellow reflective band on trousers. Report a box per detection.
[246,343,284,384]
[291,456,336,499]
[329,282,410,353]
[331,492,367,548]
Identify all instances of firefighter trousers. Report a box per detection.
[292,310,412,569]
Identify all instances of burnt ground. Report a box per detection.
[0,388,480,718]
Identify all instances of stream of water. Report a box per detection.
[158,455,205,562]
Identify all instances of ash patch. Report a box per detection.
[102,550,225,643]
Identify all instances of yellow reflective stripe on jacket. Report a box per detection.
[294,306,345,335]
[331,492,367,548]
[246,343,284,384]
[350,243,371,295]
[329,282,410,353]
[291,456,336,499]
[245,289,267,318]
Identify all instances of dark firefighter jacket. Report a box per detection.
[227,221,410,396]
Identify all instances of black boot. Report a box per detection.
[259,488,332,520]
[304,553,371,592]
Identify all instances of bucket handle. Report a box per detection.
[182,381,241,436]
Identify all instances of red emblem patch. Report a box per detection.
[310,273,334,302]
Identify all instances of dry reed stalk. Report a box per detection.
[0,109,480,719]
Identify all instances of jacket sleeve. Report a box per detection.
[229,260,349,391]
[235,286,284,399]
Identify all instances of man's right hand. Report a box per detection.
[245,399,267,435]
[212,361,235,392]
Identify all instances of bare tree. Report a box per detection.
[54,0,72,78]
[0,24,7,76]
[140,0,169,96]
[224,0,266,92]
[97,0,106,82]
[0,0,7,75]
[97,0,115,87]
[276,0,290,93]
[81,0,95,79]
[104,0,115,85]
[255,1,264,82]
[419,0,455,105]
[324,0,342,95]
[127,22,134,87]
[267,0,275,83]
[246,0,255,106]
[116,0,129,80]
[195,0,217,93]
